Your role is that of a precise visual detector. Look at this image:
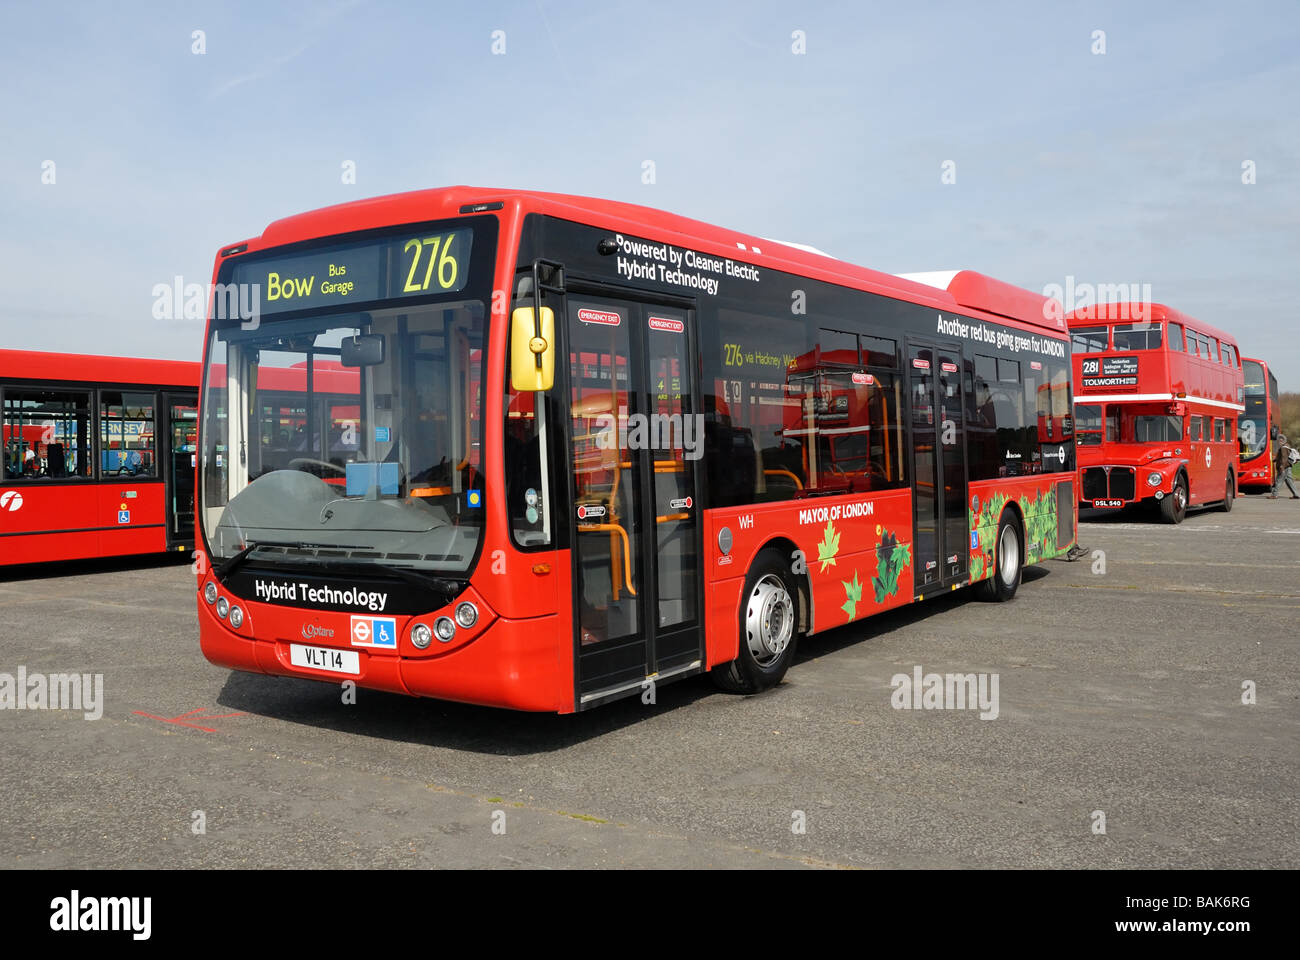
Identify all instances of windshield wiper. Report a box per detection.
[215,539,373,578]
[316,560,465,606]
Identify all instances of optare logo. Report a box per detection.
[302,623,335,640]
[0,491,22,512]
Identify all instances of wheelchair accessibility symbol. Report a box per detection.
[351,615,397,648]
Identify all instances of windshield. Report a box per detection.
[1241,361,1268,457]
[201,299,486,573]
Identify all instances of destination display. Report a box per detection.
[1081,355,1139,388]
[228,227,474,317]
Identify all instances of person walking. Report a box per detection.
[1269,432,1299,499]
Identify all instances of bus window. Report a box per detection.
[2,388,92,480]
[1189,415,1203,441]
[1215,418,1225,442]
[971,354,1033,477]
[1134,415,1183,443]
[1168,322,1185,352]
[1112,322,1162,351]
[100,391,157,477]
[1075,404,1102,445]
[1071,327,1108,353]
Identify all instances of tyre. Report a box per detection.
[711,548,799,694]
[976,511,1022,602]
[1160,474,1187,524]
[1219,470,1234,512]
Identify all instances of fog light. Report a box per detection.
[455,601,479,628]
[216,597,229,619]
[433,616,456,642]
[1147,473,1163,487]
[204,582,218,604]
[412,623,432,649]
[228,606,244,628]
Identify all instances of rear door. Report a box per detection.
[907,341,969,595]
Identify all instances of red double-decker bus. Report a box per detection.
[1239,357,1280,491]
[1,350,200,566]
[1068,304,1244,522]
[196,186,1078,712]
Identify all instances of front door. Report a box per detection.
[908,343,969,593]
[163,393,198,547]
[565,292,703,704]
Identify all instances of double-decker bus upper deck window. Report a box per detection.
[1168,322,1185,351]
[1111,322,1162,351]
[100,391,157,478]
[1071,327,1108,353]
[1208,338,1220,362]
[2,388,92,480]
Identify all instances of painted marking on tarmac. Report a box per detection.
[133,707,246,733]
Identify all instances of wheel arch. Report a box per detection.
[998,500,1027,565]
[751,535,812,636]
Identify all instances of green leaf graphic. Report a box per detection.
[841,569,863,619]
[817,519,840,573]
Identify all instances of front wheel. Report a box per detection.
[1160,475,1187,524]
[976,512,1022,602]
[711,548,799,694]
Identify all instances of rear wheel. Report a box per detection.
[1160,475,1187,524]
[1219,470,1235,512]
[976,511,1022,602]
[711,548,799,694]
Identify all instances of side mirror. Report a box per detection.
[341,334,385,367]
[511,306,555,392]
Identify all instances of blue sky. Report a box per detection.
[1,0,1296,383]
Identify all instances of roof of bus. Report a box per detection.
[0,349,199,388]
[1064,303,1238,347]
[227,185,1066,337]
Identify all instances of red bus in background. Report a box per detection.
[1,350,200,566]
[1068,304,1244,523]
[1239,357,1279,491]
[196,185,1078,714]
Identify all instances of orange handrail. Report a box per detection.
[577,521,636,596]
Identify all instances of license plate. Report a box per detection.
[1092,499,1124,508]
[290,643,359,675]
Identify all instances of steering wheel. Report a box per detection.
[287,458,346,476]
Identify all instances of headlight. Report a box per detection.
[204,582,218,604]
[228,606,244,628]
[433,616,456,643]
[411,623,433,649]
[1147,473,1163,487]
[455,602,479,628]
[216,597,229,619]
